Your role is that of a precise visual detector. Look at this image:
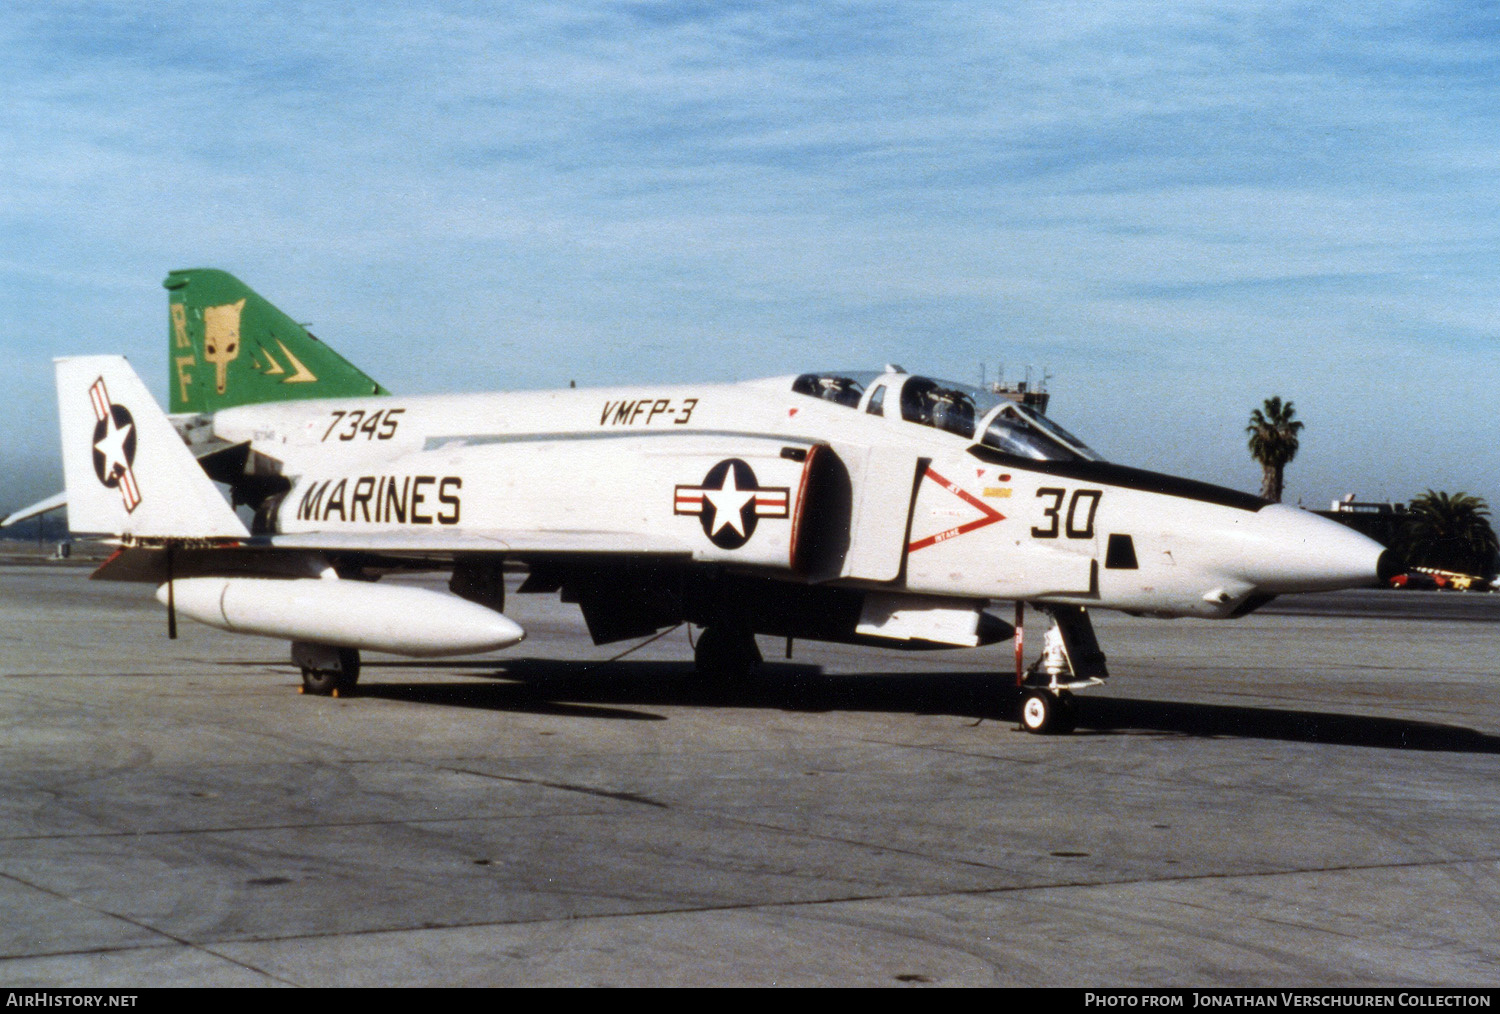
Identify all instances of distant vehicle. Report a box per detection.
[1389,572,1440,591]
[6,270,1395,733]
[1409,567,1485,592]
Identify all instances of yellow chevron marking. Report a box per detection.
[275,340,318,383]
[258,345,285,375]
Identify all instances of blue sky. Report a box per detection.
[2,1,1497,511]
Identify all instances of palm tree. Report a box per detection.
[1245,396,1304,502]
[1400,491,1499,577]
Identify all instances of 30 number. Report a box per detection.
[1032,488,1101,539]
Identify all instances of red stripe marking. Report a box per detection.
[90,379,109,421]
[119,468,141,512]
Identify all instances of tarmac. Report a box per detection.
[0,562,1497,987]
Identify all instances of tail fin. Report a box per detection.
[57,356,248,539]
[164,268,387,414]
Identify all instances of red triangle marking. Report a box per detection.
[908,466,1006,553]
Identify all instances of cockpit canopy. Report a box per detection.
[790,370,1101,461]
[790,372,864,408]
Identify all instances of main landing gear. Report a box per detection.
[293,641,361,696]
[693,625,761,683]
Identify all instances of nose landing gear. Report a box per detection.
[1012,603,1107,735]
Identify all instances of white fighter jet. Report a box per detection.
[11,270,1396,733]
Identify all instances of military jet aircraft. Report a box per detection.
[9,270,1396,733]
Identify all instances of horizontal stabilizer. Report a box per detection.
[1,491,66,528]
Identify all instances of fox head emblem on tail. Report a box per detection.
[203,298,245,394]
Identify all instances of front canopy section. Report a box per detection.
[791,372,865,408]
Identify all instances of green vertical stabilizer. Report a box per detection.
[164,269,388,414]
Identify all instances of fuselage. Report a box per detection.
[206,370,1389,620]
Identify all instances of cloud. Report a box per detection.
[0,1,1496,510]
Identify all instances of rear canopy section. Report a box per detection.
[164,268,388,414]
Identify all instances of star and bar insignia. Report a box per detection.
[674,458,789,550]
[89,377,141,513]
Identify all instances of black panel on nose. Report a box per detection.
[1105,533,1139,570]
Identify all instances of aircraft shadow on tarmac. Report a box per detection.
[258,656,1500,755]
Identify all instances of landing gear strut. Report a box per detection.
[293,642,360,696]
[693,625,761,682]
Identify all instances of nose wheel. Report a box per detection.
[1018,688,1077,735]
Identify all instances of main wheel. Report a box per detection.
[298,646,360,696]
[1019,689,1075,735]
[693,626,761,682]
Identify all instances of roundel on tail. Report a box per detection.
[87,377,141,512]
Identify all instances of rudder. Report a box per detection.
[165,268,387,414]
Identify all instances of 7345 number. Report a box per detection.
[322,408,405,442]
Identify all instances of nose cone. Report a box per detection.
[1234,504,1389,593]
